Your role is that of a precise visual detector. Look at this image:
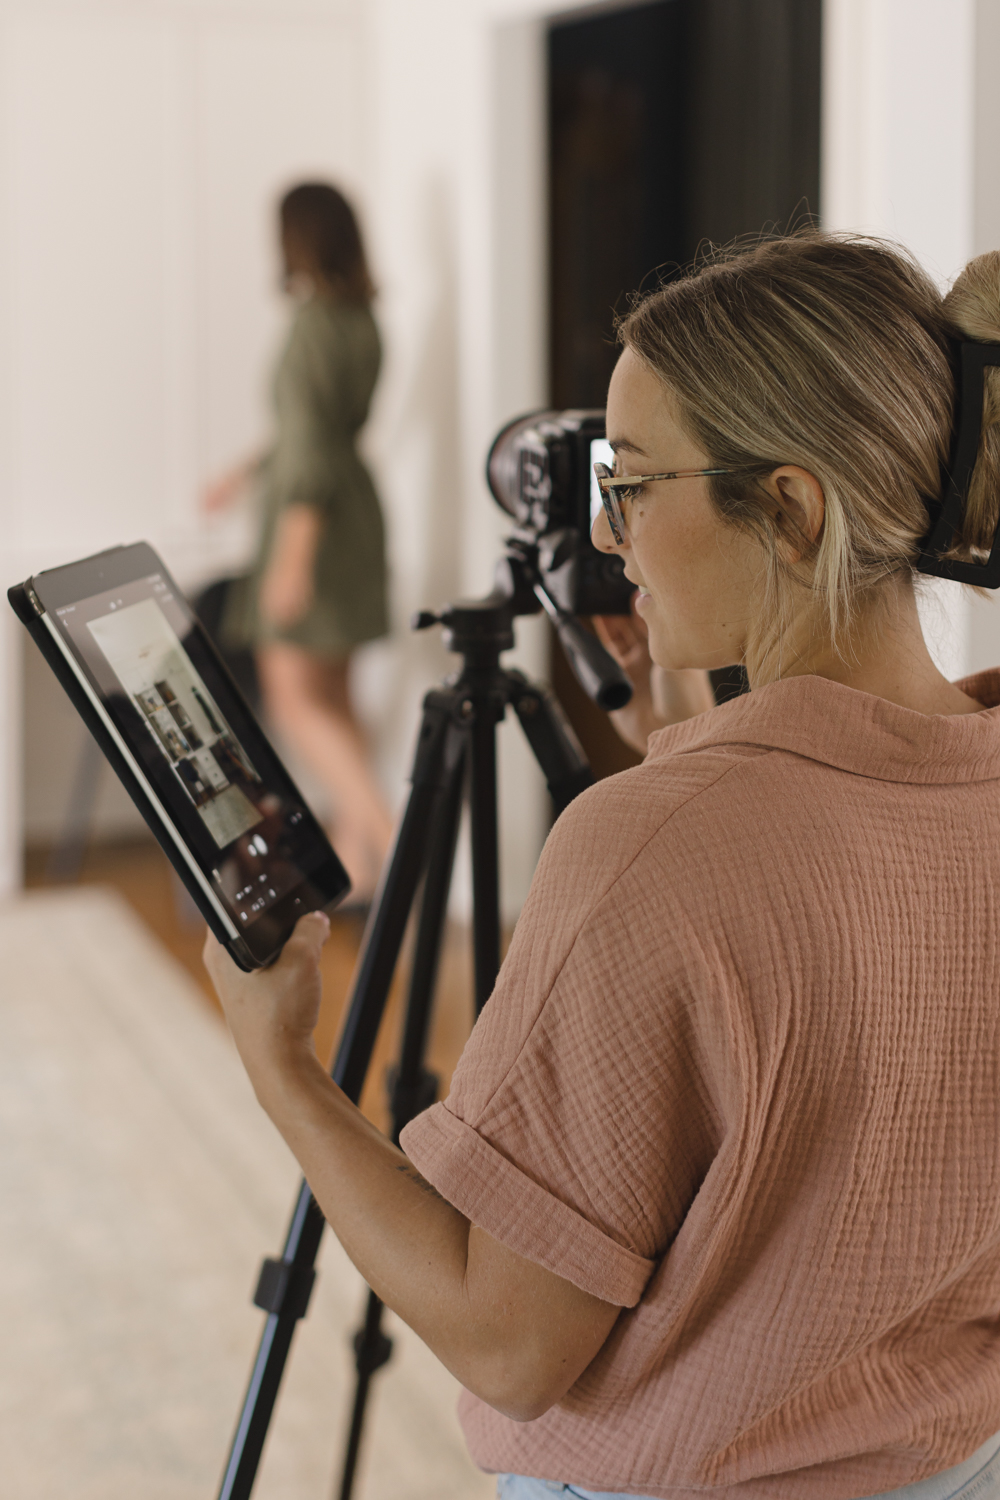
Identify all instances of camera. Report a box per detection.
[414,408,634,711]
[486,410,635,616]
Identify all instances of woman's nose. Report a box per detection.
[591,502,624,555]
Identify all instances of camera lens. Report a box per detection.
[486,414,541,520]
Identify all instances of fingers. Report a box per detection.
[201,911,328,987]
[593,612,649,670]
[596,611,646,654]
[202,928,228,983]
[592,615,630,661]
[592,615,615,650]
[294,909,331,951]
[276,911,330,970]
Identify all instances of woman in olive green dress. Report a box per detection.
[205,183,393,900]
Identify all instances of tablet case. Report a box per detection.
[9,571,259,969]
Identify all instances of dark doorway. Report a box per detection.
[548,0,822,775]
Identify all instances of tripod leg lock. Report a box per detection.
[352,1325,393,1377]
[252,1257,317,1321]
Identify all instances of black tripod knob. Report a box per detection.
[352,1325,393,1378]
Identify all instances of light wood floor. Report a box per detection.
[24,837,480,1136]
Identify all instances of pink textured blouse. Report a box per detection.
[401,670,1000,1499]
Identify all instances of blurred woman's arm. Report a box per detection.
[200,452,266,514]
[258,503,322,629]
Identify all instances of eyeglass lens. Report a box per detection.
[593,463,626,544]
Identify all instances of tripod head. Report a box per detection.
[413,534,633,712]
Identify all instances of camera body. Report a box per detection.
[486,409,635,616]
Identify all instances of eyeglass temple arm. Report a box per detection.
[599,468,733,489]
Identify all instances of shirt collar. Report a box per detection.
[644,668,1000,785]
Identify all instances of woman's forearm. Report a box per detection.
[205,921,619,1421]
[253,1055,615,1420]
[257,1054,472,1346]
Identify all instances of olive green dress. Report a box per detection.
[234,294,388,656]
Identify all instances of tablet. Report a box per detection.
[9,541,350,970]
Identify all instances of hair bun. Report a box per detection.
[943,251,1000,343]
[942,251,1000,561]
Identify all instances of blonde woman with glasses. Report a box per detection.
[205,233,1000,1500]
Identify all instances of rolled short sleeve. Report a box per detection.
[403,1103,655,1306]
[401,766,727,1307]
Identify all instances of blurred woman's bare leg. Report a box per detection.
[257,642,393,898]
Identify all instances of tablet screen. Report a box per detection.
[32,546,347,959]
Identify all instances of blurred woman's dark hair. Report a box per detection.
[279,182,375,305]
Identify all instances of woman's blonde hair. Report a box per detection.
[617,232,1000,679]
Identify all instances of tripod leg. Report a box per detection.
[337,1291,394,1500]
[468,696,501,1015]
[336,745,467,1500]
[393,740,466,1118]
[331,677,591,1500]
[217,695,462,1500]
[509,677,593,815]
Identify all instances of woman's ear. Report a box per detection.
[762,466,826,563]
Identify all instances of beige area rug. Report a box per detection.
[0,887,496,1500]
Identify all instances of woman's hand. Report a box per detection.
[202,911,327,1098]
[594,602,716,753]
[593,603,664,753]
[259,503,321,629]
[202,916,621,1421]
[593,602,656,687]
[200,455,261,514]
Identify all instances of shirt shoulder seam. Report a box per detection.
[470,754,754,1122]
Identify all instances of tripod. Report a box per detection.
[216,552,629,1500]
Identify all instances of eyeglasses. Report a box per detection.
[593,460,738,545]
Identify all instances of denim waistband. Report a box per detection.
[495,1427,1000,1500]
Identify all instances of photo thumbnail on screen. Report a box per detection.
[87,597,264,850]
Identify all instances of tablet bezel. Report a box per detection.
[18,542,350,969]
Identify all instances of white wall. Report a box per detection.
[0,0,369,878]
[822,0,975,279]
